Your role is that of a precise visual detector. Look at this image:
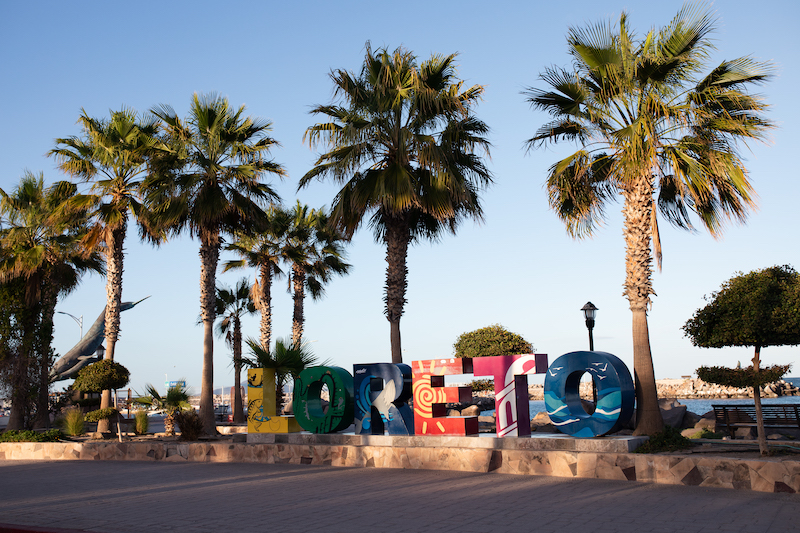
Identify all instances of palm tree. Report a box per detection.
[149,93,285,434]
[524,6,773,435]
[134,383,191,436]
[222,206,290,352]
[243,337,322,415]
[283,202,350,346]
[300,43,492,363]
[214,278,257,423]
[50,107,165,430]
[0,172,103,429]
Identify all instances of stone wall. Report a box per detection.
[1,435,797,494]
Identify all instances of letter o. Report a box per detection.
[543,351,635,437]
[293,365,354,433]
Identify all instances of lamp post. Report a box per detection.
[57,311,83,339]
[581,302,598,351]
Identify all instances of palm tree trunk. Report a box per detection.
[384,216,410,364]
[199,229,220,435]
[233,316,244,423]
[623,178,664,436]
[99,221,126,433]
[258,263,272,351]
[291,265,305,347]
[752,345,769,455]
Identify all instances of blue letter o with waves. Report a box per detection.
[544,351,635,438]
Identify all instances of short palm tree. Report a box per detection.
[149,93,285,434]
[524,6,773,434]
[222,206,291,351]
[214,278,257,423]
[300,43,492,363]
[283,202,350,346]
[244,337,322,414]
[0,173,103,429]
[50,107,165,430]
[135,383,191,436]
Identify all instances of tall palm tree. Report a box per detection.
[300,43,492,363]
[50,107,164,430]
[214,277,257,423]
[0,173,103,429]
[222,206,290,352]
[283,202,350,346]
[524,6,773,435]
[149,93,285,434]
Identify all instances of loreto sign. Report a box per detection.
[247,351,634,439]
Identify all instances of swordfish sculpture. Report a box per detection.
[49,296,150,382]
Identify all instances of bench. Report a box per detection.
[712,404,800,434]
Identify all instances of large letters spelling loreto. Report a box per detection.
[247,352,635,438]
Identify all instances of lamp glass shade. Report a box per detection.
[581,302,598,321]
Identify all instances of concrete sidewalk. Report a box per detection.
[0,460,797,533]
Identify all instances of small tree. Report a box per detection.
[73,360,130,394]
[454,324,533,359]
[684,265,800,455]
[134,383,191,436]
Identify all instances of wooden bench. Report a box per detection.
[712,404,800,434]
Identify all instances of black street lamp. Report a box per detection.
[581,302,598,351]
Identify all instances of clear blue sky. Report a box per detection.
[1,0,798,394]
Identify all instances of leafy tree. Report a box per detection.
[50,107,166,430]
[214,278,257,423]
[223,206,291,351]
[684,265,800,455]
[0,173,103,429]
[300,43,492,363]
[134,383,191,436]
[149,93,285,434]
[454,324,533,358]
[244,337,322,414]
[72,359,130,393]
[282,202,350,346]
[524,6,773,435]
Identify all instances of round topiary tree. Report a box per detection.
[454,324,533,358]
[684,265,800,455]
[73,360,130,393]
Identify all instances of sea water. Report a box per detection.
[482,377,800,417]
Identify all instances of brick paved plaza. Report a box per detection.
[0,460,797,533]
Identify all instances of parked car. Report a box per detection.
[214,405,230,422]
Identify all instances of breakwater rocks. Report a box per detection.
[523,378,799,400]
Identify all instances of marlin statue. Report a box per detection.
[49,296,150,382]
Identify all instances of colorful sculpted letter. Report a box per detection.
[412,358,478,435]
[247,368,302,433]
[354,363,414,435]
[294,366,354,433]
[544,351,635,438]
[472,354,548,437]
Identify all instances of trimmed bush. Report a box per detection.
[454,324,533,358]
[73,360,130,392]
[85,408,119,422]
[0,429,63,442]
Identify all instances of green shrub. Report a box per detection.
[73,360,130,392]
[134,410,149,435]
[85,408,119,422]
[60,407,85,436]
[454,324,533,358]
[468,379,495,392]
[688,427,724,440]
[0,429,63,442]
[174,409,203,441]
[634,426,694,453]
